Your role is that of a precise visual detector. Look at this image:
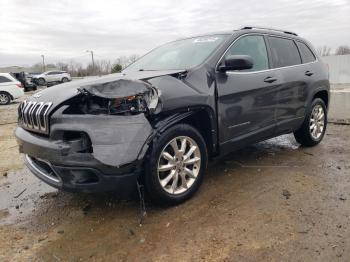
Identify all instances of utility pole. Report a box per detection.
[41,55,45,72]
[86,50,95,75]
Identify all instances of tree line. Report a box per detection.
[317,45,350,56]
[29,54,140,77]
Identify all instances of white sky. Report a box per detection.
[0,0,349,66]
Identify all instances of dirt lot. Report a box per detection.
[0,90,350,261]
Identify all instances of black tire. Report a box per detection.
[294,98,327,147]
[144,123,208,205]
[37,78,46,86]
[0,92,11,105]
[62,77,69,83]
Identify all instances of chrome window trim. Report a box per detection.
[215,33,318,75]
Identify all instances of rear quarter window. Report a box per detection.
[0,76,12,83]
[296,41,316,63]
[268,36,301,68]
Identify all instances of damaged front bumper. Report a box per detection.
[15,111,153,194]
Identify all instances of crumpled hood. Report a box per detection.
[27,69,186,108]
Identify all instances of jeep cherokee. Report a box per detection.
[16,26,330,205]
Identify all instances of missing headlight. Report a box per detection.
[63,79,159,116]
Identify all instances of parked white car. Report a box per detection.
[32,71,72,86]
[0,73,24,105]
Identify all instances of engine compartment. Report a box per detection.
[62,79,159,116]
[63,94,149,115]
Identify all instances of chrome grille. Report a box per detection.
[18,100,52,134]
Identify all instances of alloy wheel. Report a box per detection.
[309,104,325,140]
[157,136,201,195]
[0,94,9,105]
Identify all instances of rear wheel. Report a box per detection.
[0,92,11,105]
[145,124,207,205]
[294,98,327,147]
[62,77,69,83]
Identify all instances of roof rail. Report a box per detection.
[240,26,298,36]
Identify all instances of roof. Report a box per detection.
[176,26,302,42]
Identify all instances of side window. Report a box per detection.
[0,76,11,83]
[225,35,269,72]
[268,36,301,68]
[296,41,316,63]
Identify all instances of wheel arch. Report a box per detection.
[151,106,219,158]
[312,90,329,109]
[0,91,13,101]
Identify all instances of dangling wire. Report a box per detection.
[136,180,147,226]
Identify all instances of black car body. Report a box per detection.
[16,27,330,204]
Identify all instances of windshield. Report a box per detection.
[125,35,229,71]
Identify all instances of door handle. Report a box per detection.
[305,71,314,76]
[264,76,277,83]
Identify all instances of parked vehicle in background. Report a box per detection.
[32,71,71,86]
[11,72,37,92]
[0,73,24,105]
[16,26,329,205]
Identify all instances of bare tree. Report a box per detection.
[317,46,332,56]
[28,54,140,77]
[115,56,129,68]
[335,45,350,55]
[56,62,69,71]
[29,63,44,72]
[128,54,140,64]
[114,54,140,69]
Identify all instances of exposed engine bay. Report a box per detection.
[63,79,159,116]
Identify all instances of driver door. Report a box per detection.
[216,34,281,153]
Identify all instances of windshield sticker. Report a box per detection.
[193,37,219,43]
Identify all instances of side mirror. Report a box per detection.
[219,55,254,72]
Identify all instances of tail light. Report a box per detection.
[16,83,23,88]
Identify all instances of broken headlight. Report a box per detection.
[64,88,159,116]
[108,95,148,114]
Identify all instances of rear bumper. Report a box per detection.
[11,88,24,99]
[16,127,141,194]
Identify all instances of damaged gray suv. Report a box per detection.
[16,26,330,205]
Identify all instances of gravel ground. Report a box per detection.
[0,88,350,261]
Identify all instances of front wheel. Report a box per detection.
[145,124,207,205]
[61,77,69,83]
[37,78,46,86]
[294,98,327,147]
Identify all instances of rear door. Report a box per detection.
[267,36,307,133]
[44,72,53,82]
[216,34,281,153]
[51,71,61,81]
[295,40,318,107]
